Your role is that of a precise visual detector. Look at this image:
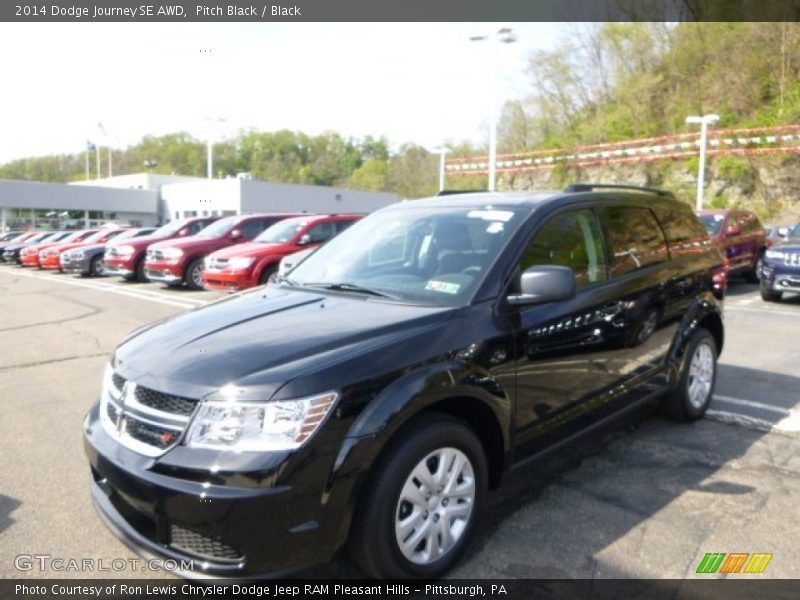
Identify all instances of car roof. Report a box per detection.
[399,189,685,212]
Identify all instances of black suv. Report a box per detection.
[83,185,724,579]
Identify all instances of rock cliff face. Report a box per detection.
[499,154,800,224]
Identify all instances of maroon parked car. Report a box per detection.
[144,213,302,289]
[104,216,219,281]
[696,209,767,282]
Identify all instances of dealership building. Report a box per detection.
[0,173,399,231]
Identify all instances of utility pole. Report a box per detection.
[433,147,451,191]
[685,114,720,211]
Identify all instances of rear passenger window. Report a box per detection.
[652,206,709,258]
[336,220,357,234]
[600,206,669,276]
[520,209,607,289]
[188,221,206,234]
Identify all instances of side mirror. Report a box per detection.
[507,265,577,306]
[297,233,312,246]
[229,229,242,240]
[725,225,742,236]
[778,227,789,237]
[177,228,189,237]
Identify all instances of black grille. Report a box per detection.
[169,524,244,563]
[112,373,126,392]
[135,386,197,417]
[122,418,177,450]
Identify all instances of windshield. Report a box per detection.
[151,220,188,237]
[256,219,306,244]
[697,214,725,236]
[195,216,237,238]
[287,205,524,306]
[28,232,55,243]
[83,229,119,244]
[113,228,148,241]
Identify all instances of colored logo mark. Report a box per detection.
[696,552,773,574]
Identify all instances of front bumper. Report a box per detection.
[761,262,800,293]
[105,257,135,277]
[40,255,62,270]
[21,254,39,266]
[61,255,91,274]
[203,270,255,292]
[144,261,184,284]
[83,404,348,577]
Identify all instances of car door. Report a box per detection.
[512,203,676,461]
[723,213,747,271]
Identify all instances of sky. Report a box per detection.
[0,22,568,164]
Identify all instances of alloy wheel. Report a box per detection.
[687,342,714,409]
[394,447,475,565]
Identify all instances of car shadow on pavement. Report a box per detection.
[0,494,21,535]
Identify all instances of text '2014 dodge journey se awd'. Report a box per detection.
[83,184,724,579]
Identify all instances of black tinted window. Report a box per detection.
[306,222,337,243]
[600,206,669,277]
[520,209,607,289]
[336,220,357,234]
[652,206,709,258]
[240,219,268,239]
[188,221,207,235]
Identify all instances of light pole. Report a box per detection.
[470,27,517,192]
[686,114,720,211]
[204,117,227,179]
[433,147,451,191]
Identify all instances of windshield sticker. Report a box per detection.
[467,209,514,222]
[426,280,461,294]
[486,222,505,234]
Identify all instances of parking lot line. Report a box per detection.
[725,304,800,318]
[713,394,791,416]
[0,269,203,309]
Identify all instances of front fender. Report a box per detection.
[666,290,724,384]
[320,361,512,550]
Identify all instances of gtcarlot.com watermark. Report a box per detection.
[15,554,194,573]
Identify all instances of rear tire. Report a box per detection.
[661,328,717,422]
[349,414,487,579]
[185,258,205,290]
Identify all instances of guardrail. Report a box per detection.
[445,124,800,176]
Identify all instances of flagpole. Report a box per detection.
[84,147,89,181]
[95,146,101,179]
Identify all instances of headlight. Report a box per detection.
[162,247,184,259]
[115,245,135,256]
[765,250,785,260]
[228,256,254,270]
[185,391,338,452]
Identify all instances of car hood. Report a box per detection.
[70,244,105,254]
[148,235,224,252]
[209,241,291,260]
[108,234,170,249]
[772,241,800,252]
[114,287,456,402]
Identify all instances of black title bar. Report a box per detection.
[3,0,800,22]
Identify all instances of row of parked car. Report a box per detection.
[0,212,362,291]
[695,208,800,302]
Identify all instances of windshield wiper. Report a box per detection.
[303,282,397,299]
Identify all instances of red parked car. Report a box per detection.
[145,213,302,290]
[696,209,767,282]
[39,228,126,271]
[203,214,362,292]
[104,216,218,281]
[20,230,97,267]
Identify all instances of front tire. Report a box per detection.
[259,264,278,285]
[89,255,106,277]
[185,258,205,290]
[349,414,487,578]
[760,282,782,302]
[743,251,764,283]
[661,328,717,421]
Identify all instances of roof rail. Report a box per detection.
[564,183,675,198]
[436,189,488,196]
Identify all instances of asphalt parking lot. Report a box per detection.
[0,268,798,579]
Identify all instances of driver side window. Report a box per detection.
[520,209,608,289]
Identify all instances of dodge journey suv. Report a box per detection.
[84,185,724,579]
